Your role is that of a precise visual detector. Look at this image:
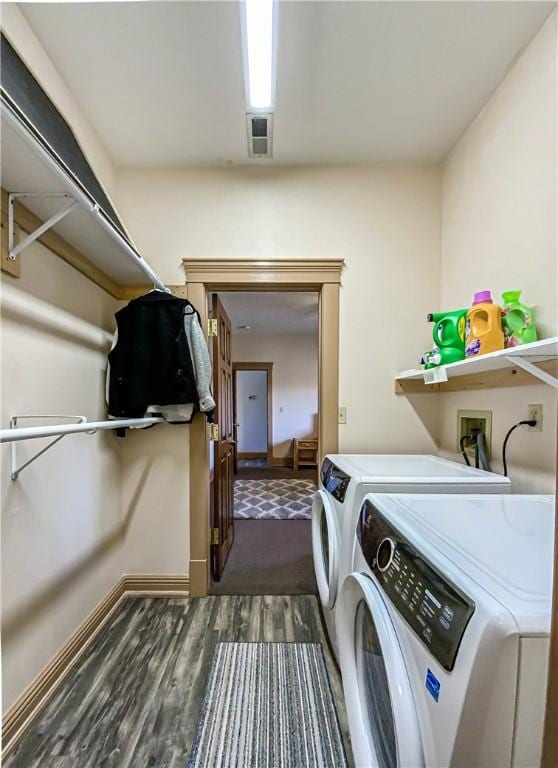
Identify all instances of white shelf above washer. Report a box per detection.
[1,100,167,290]
[395,337,558,393]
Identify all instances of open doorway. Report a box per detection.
[233,363,273,468]
[209,291,320,595]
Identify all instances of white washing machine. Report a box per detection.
[337,492,554,768]
[311,455,511,659]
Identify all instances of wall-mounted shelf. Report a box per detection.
[395,337,558,394]
[0,99,167,291]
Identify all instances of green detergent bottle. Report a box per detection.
[501,290,537,348]
[422,309,467,368]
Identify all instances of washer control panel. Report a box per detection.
[320,459,351,503]
[357,499,475,671]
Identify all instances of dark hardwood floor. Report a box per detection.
[6,596,352,768]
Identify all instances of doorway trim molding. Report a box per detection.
[233,362,274,466]
[183,257,343,597]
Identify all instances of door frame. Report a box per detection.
[184,258,343,597]
[233,362,274,466]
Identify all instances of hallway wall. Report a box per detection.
[232,332,319,460]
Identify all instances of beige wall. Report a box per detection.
[120,426,189,574]
[116,164,442,454]
[1,248,121,711]
[232,332,319,459]
[437,12,557,491]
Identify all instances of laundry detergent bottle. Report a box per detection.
[465,290,505,357]
[422,309,467,368]
[501,290,537,348]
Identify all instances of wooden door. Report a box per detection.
[211,294,235,581]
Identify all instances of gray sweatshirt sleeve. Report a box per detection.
[186,311,216,412]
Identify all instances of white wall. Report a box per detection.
[1,247,121,711]
[437,12,557,491]
[236,370,268,453]
[233,333,319,458]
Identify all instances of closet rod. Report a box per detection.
[0,417,164,444]
[1,101,169,293]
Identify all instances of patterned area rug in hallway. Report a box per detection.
[234,478,316,520]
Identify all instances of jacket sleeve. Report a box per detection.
[189,313,216,412]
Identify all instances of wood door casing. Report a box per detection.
[211,294,235,581]
[185,259,343,598]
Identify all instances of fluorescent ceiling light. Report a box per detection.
[243,0,275,110]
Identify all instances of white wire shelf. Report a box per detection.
[1,99,167,290]
[396,337,558,392]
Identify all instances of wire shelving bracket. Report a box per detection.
[5,415,164,480]
[10,414,89,480]
[8,193,81,260]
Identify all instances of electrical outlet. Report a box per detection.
[338,406,347,425]
[457,409,492,458]
[528,404,543,431]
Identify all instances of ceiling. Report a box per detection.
[20,1,556,166]
[218,292,318,335]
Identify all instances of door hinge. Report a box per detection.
[210,527,220,546]
[207,318,218,336]
[209,423,219,441]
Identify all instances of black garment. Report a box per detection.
[108,291,199,418]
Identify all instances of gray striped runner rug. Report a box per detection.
[188,642,348,768]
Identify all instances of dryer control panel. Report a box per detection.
[357,499,475,671]
[320,459,351,503]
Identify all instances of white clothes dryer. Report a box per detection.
[337,493,554,768]
[312,455,511,659]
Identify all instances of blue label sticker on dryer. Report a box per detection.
[425,668,441,702]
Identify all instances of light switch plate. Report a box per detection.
[338,406,347,424]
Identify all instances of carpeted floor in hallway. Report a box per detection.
[210,520,317,595]
[210,462,319,595]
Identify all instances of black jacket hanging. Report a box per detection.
[108,291,199,418]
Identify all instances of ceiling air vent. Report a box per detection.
[246,113,273,158]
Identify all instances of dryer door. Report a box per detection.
[338,572,424,768]
[311,490,339,610]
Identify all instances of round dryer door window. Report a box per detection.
[311,490,339,610]
[337,573,424,768]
